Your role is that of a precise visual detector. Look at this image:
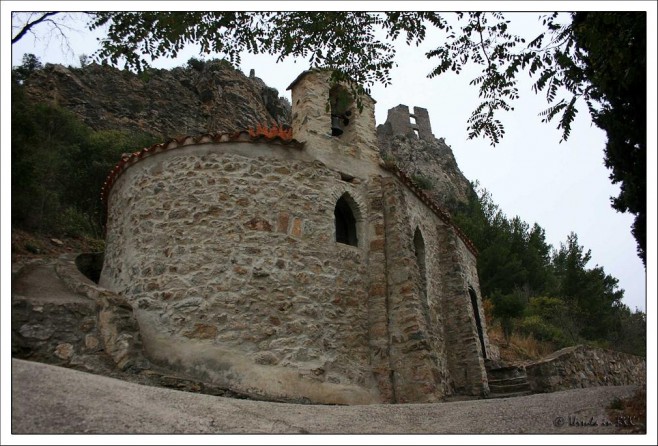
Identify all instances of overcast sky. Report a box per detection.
[3,3,655,317]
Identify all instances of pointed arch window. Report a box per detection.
[335,194,358,246]
[414,228,431,328]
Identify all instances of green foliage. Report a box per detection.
[411,173,434,190]
[491,289,526,343]
[187,56,206,71]
[571,12,646,265]
[12,53,43,83]
[518,315,566,345]
[454,184,644,354]
[11,75,159,239]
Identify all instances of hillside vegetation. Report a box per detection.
[453,184,645,358]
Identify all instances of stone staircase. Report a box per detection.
[485,360,532,399]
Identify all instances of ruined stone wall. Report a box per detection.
[100,142,382,404]
[383,104,434,142]
[525,345,646,393]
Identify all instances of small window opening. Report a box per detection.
[340,172,355,183]
[410,115,417,125]
[335,195,358,246]
[329,85,353,137]
[413,129,420,139]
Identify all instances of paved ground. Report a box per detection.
[9,358,644,438]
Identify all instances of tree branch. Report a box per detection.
[476,13,491,67]
[12,12,59,44]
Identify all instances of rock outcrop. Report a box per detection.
[22,59,291,139]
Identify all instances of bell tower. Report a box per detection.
[287,70,380,173]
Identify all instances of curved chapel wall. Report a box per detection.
[99,141,381,403]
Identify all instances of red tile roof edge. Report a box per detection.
[100,130,304,205]
[381,162,479,258]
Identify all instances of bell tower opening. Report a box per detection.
[329,84,353,137]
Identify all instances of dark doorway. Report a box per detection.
[468,287,487,359]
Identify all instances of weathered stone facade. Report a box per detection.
[525,345,646,393]
[100,69,490,404]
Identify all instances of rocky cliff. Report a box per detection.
[378,132,475,213]
[21,59,473,213]
[22,59,291,139]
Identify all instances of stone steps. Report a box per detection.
[488,377,532,394]
[485,360,532,399]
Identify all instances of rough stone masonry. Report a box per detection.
[99,69,492,405]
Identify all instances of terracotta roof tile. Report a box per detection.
[100,130,304,205]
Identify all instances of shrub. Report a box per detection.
[411,173,434,190]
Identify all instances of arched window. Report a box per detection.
[335,194,358,246]
[414,228,431,328]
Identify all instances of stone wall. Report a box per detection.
[525,345,646,393]
[101,142,384,404]
[401,185,489,397]
[380,178,446,402]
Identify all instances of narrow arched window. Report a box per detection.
[414,228,431,328]
[335,194,358,246]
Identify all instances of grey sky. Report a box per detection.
[3,5,654,316]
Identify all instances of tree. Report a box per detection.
[570,12,647,265]
[81,11,646,264]
[11,12,59,44]
[11,53,43,83]
[551,232,626,342]
[11,58,159,237]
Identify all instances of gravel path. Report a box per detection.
[9,358,642,437]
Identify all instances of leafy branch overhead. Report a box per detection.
[87,12,599,145]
